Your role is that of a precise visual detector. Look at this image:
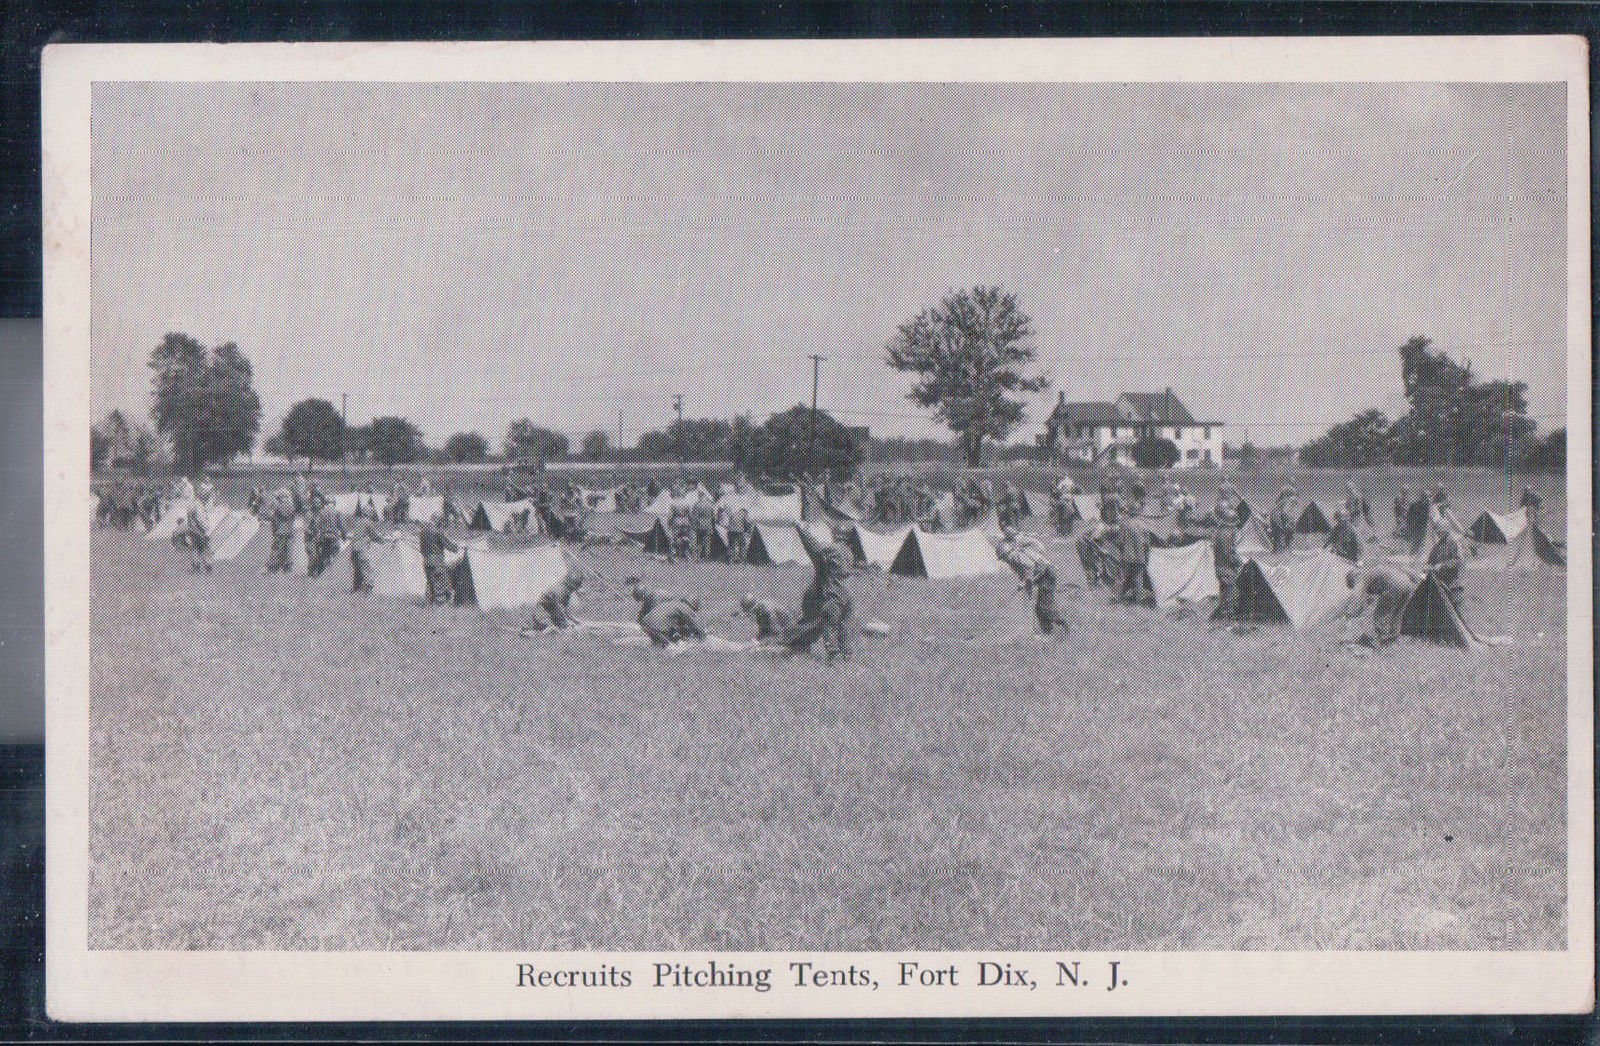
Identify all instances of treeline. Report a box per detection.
[1300,336,1564,470]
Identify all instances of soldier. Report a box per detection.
[1271,485,1298,552]
[1520,486,1544,528]
[1113,512,1151,604]
[309,500,345,578]
[417,476,434,497]
[247,485,265,517]
[1172,484,1196,530]
[692,491,717,559]
[1346,565,1417,646]
[736,592,790,643]
[389,480,410,525]
[669,502,694,562]
[196,474,215,505]
[1342,480,1372,527]
[1050,482,1078,536]
[173,474,196,503]
[1404,486,1433,555]
[1325,506,1362,563]
[786,523,855,660]
[182,503,213,572]
[267,488,297,573]
[1427,523,1465,612]
[1211,503,1243,620]
[1393,484,1411,539]
[626,576,705,647]
[418,512,459,605]
[524,573,584,633]
[291,470,311,515]
[997,526,1070,636]
[348,514,386,593]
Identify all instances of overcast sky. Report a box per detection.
[90,81,1568,449]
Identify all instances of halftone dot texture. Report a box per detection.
[87,81,1566,951]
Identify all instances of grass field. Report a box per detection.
[88,489,1568,951]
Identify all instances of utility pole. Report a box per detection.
[806,354,826,477]
[618,407,624,458]
[341,392,349,483]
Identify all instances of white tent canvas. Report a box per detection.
[457,544,568,609]
[208,509,261,561]
[745,523,810,566]
[847,524,912,570]
[471,499,534,532]
[408,495,445,522]
[1469,508,1529,544]
[368,536,429,600]
[144,498,198,540]
[1146,540,1220,609]
[889,527,1004,579]
[333,492,381,517]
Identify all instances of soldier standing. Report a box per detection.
[1427,524,1465,612]
[183,504,213,572]
[1211,504,1242,620]
[418,513,459,605]
[1324,507,1362,563]
[267,488,296,573]
[309,500,345,578]
[349,514,385,592]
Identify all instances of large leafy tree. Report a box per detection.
[148,333,261,472]
[580,430,611,460]
[885,286,1048,467]
[746,405,864,480]
[1298,409,1391,468]
[445,431,490,463]
[367,416,425,466]
[277,398,345,464]
[504,419,568,462]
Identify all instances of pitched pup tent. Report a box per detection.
[1295,501,1332,534]
[1146,540,1220,610]
[470,500,534,532]
[451,543,568,610]
[1398,574,1483,648]
[845,524,913,570]
[744,523,810,566]
[1229,549,1353,629]
[1505,519,1565,569]
[888,527,1004,579]
[1468,508,1529,544]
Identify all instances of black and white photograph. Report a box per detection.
[44,38,1590,1020]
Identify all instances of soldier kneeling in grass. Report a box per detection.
[627,576,705,647]
[1346,565,1416,647]
[736,592,790,644]
[523,573,584,635]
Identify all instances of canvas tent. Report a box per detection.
[407,495,445,523]
[451,543,568,610]
[744,523,810,566]
[1229,549,1353,629]
[574,485,619,513]
[1398,573,1483,648]
[470,500,534,532]
[1072,495,1101,528]
[367,536,429,601]
[844,524,912,570]
[621,518,673,556]
[1146,540,1220,610]
[1468,508,1529,544]
[333,492,382,517]
[1505,518,1565,569]
[889,527,1004,579]
[1296,501,1332,534]
[206,508,261,561]
[1234,514,1273,558]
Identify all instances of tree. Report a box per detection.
[1130,436,1179,470]
[746,405,864,480]
[445,431,490,463]
[1299,409,1391,468]
[263,434,289,459]
[504,419,569,462]
[580,430,611,461]
[885,286,1048,467]
[91,426,110,472]
[277,398,345,464]
[344,423,371,462]
[367,416,425,466]
[148,333,261,472]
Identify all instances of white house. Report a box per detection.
[1045,389,1222,469]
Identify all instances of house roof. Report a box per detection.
[1119,392,1198,426]
[1050,401,1123,426]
